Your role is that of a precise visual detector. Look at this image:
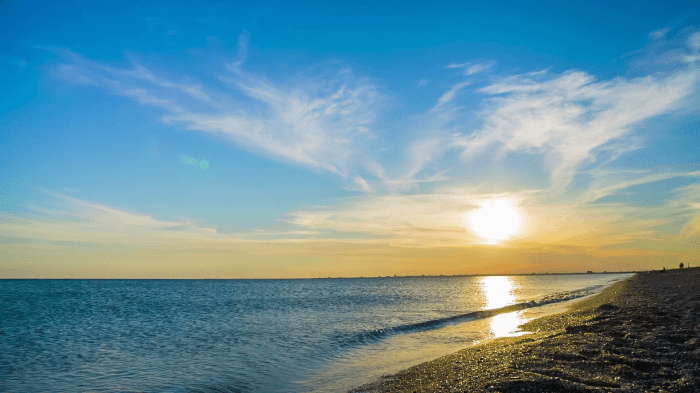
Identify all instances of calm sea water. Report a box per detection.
[0,274,629,392]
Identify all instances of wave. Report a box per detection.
[337,284,606,347]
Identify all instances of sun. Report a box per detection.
[467,200,522,243]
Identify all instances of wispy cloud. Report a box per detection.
[433,82,471,109]
[0,191,219,245]
[649,27,671,40]
[49,38,383,176]
[229,30,250,70]
[453,68,699,191]
[0,190,333,246]
[173,69,381,175]
[445,61,494,75]
[352,176,372,193]
[361,62,697,192]
[624,26,700,67]
[288,191,484,247]
[687,32,700,62]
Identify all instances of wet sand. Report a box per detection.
[351,268,700,392]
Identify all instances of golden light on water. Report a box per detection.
[480,276,527,338]
[481,276,515,309]
[467,200,522,244]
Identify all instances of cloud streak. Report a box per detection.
[0,191,326,246]
[50,44,383,176]
[452,68,699,191]
[446,61,494,75]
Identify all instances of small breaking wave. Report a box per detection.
[337,284,605,347]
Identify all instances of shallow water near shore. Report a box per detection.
[0,274,629,392]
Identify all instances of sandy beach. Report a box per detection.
[352,268,700,392]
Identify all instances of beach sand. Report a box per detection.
[351,268,700,392]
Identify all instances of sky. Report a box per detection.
[1,0,700,278]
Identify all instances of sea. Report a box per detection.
[0,274,630,392]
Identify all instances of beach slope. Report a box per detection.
[352,268,700,392]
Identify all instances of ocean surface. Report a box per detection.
[0,274,630,392]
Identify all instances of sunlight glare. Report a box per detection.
[480,276,527,337]
[480,276,515,310]
[468,200,522,243]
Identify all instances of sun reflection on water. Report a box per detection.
[479,276,528,338]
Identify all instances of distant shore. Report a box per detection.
[352,267,700,392]
[0,271,640,280]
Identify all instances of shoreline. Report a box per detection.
[351,268,700,392]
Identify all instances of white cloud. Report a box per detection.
[353,175,372,192]
[687,32,700,63]
[433,82,471,108]
[445,61,494,75]
[690,32,700,52]
[465,62,493,75]
[669,180,700,239]
[0,191,221,245]
[454,68,699,191]
[680,207,700,238]
[649,27,671,40]
[288,192,483,246]
[579,170,683,204]
[50,45,382,176]
[229,31,250,70]
[626,26,700,67]
[174,69,380,175]
[1,191,331,246]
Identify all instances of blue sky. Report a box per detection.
[2,1,700,277]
